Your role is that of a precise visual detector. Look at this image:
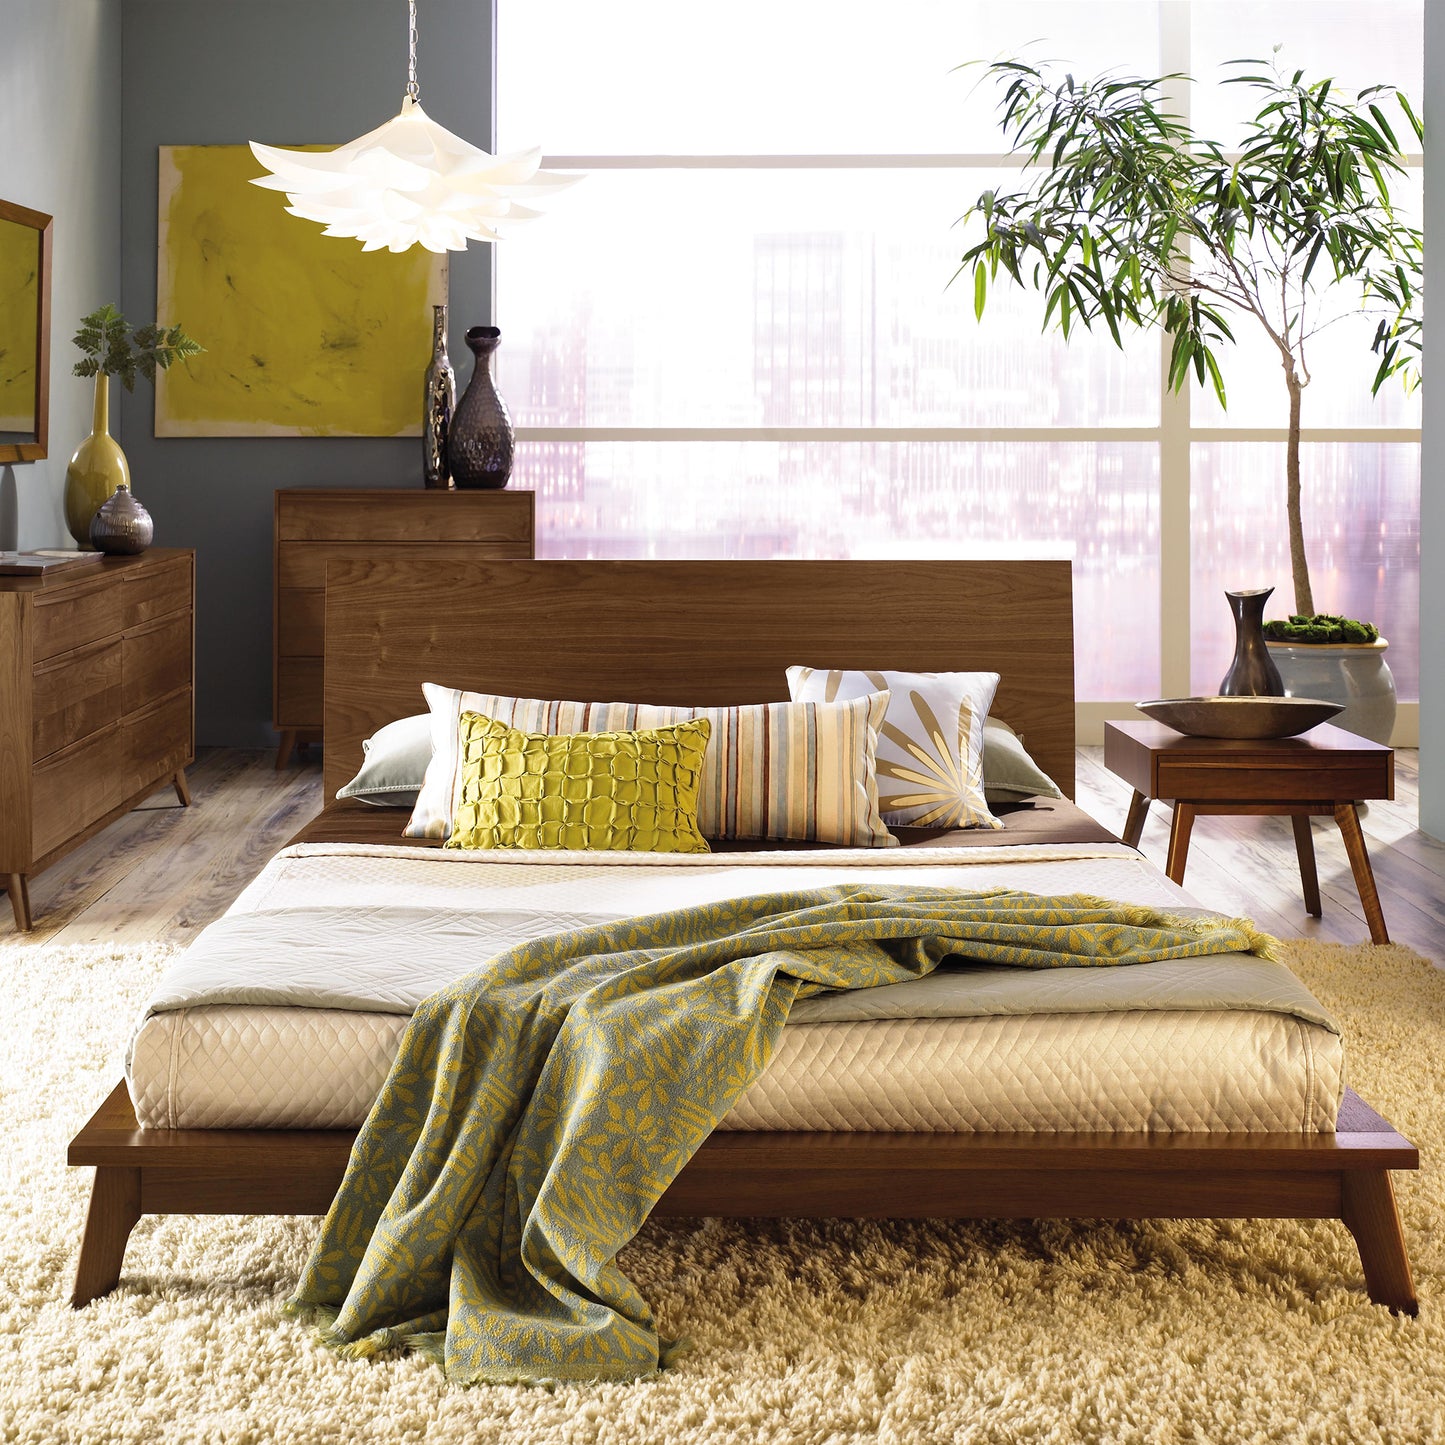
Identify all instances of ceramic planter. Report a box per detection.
[1265,638,1396,744]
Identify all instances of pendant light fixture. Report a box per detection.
[249,0,575,254]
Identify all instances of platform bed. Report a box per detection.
[66,559,1420,1315]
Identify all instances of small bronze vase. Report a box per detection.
[422,303,455,489]
[89,482,154,555]
[1219,587,1284,696]
[447,325,513,489]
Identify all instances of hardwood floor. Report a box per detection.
[1,745,1441,961]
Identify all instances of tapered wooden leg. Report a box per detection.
[5,873,31,932]
[1165,804,1196,884]
[1291,815,1322,917]
[1334,803,1390,944]
[71,1166,143,1307]
[173,768,192,807]
[1122,790,1150,849]
[275,730,297,771]
[1341,1170,1417,1315]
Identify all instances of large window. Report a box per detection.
[497,1,1422,714]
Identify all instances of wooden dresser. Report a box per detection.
[0,550,195,931]
[273,489,535,767]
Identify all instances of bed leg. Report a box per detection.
[1341,1170,1417,1316]
[71,1166,142,1307]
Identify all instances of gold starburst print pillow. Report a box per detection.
[786,667,1001,830]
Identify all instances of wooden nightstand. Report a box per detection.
[273,489,535,768]
[0,551,195,931]
[1104,719,1394,944]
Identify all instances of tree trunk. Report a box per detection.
[1285,370,1313,616]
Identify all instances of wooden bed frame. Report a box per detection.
[67,559,1418,1315]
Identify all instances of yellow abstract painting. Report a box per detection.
[0,217,39,433]
[155,144,446,437]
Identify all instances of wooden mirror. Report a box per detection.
[0,200,53,463]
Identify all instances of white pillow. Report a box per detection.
[786,666,1000,829]
[405,684,895,847]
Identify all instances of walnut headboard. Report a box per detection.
[322,559,1076,802]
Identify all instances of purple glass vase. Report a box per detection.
[446,326,514,489]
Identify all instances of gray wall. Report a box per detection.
[119,0,494,745]
[0,0,122,551]
[1422,5,1443,838]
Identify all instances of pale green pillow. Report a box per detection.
[445,712,712,854]
[983,718,1064,803]
[335,713,431,806]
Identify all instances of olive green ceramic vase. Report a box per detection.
[64,372,131,548]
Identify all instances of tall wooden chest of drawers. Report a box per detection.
[273,489,535,767]
[0,550,195,931]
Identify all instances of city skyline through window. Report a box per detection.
[497,1,1421,708]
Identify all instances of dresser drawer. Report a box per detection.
[277,656,323,727]
[123,612,193,714]
[122,557,191,629]
[277,539,531,590]
[277,587,324,658]
[278,490,534,543]
[32,637,123,760]
[31,580,116,662]
[124,687,193,781]
[31,725,125,860]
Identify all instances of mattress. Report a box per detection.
[128,840,1344,1135]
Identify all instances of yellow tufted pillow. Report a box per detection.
[445,712,712,853]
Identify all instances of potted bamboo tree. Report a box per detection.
[959,52,1422,741]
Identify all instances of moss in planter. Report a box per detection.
[1263,614,1380,645]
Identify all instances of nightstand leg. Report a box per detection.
[1164,804,1196,885]
[1122,790,1149,848]
[1291,815,1322,917]
[5,873,32,932]
[173,768,192,807]
[1334,803,1390,945]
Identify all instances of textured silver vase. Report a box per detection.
[422,303,455,489]
[88,482,154,555]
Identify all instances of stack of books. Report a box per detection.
[0,550,108,576]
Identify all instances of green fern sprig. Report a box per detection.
[71,303,204,392]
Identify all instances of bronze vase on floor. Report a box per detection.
[1219,587,1285,696]
[447,326,514,489]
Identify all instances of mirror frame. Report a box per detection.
[0,199,53,464]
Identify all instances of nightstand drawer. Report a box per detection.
[32,637,123,760]
[122,557,191,629]
[1154,758,1393,803]
[123,612,192,714]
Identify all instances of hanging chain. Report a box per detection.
[406,0,421,103]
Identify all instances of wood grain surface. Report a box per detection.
[322,558,1077,804]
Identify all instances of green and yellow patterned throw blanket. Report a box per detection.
[287,885,1274,1385]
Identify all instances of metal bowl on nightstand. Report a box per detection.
[1135,696,1344,740]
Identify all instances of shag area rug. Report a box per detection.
[0,937,1442,1445]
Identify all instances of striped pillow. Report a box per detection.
[405,684,895,847]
